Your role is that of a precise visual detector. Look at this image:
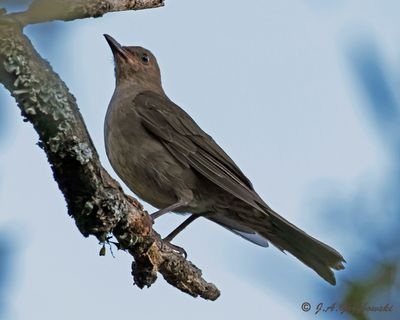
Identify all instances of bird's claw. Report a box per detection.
[161,240,187,259]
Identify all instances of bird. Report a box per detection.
[103,34,345,285]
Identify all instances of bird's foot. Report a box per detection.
[161,240,187,259]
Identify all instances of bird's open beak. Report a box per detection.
[104,34,129,60]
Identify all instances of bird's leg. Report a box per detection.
[151,200,188,220]
[151,194,192,220]
[161,214,200,258]
[164,214,200,242]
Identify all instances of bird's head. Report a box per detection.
[104,34,162,89]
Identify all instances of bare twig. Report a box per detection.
[5,0,164,26]
[0,10,220,300]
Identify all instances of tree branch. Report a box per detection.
[6,0,165,25]
[0,9,220,300]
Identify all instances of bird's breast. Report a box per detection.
[104,94,192,209]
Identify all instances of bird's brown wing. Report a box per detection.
[133,91,269,213]
[134,91,346,285]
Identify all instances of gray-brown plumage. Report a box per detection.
[104,34,345,285]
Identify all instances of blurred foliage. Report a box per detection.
[330,39,400,320]
[0,97,4,144]
[343,263,397,320]
[0,234,13,318]
[349,41,400,150]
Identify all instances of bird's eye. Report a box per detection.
[141,54,150,64]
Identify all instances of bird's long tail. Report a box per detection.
[210,206,345,284]
[259,207,345,285]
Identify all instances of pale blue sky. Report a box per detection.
[1,1,399,319]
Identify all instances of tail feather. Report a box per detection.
[209,207,345,284]
[260,208,345,285]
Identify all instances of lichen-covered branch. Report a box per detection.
[0,18,220,300]
[6,0,164,25]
